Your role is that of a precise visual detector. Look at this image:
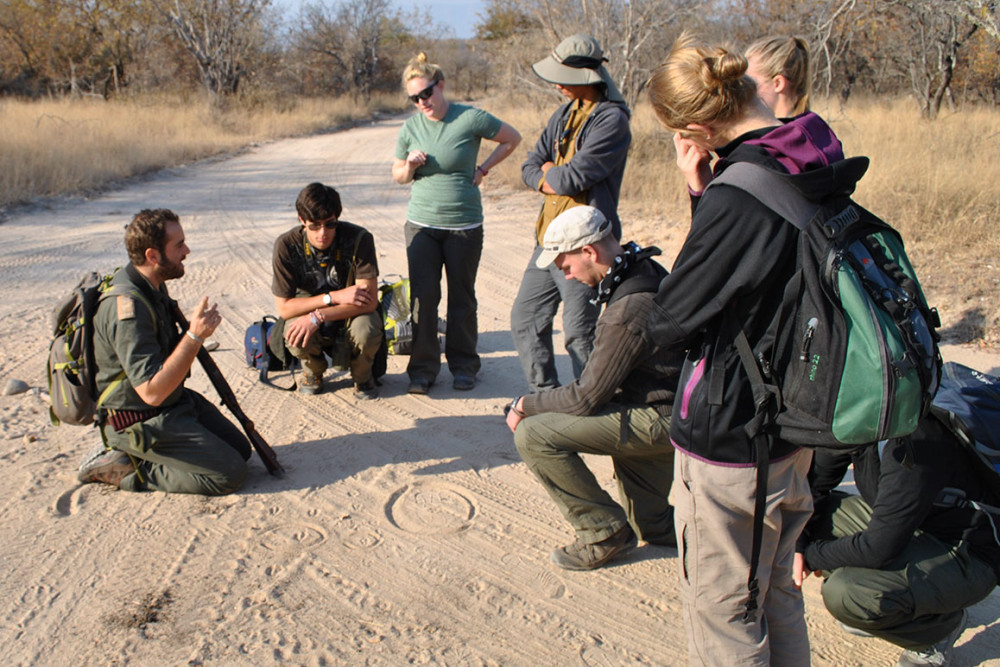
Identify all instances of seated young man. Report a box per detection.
[797,417,1000,666]
[272,182,382,399]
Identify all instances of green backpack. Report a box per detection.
[707,159,942,624]
[709,159,941,448]
[47,270,153,426]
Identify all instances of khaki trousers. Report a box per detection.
[671,447,813,666]
[286,311,382,384]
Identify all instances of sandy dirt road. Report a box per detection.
[1,117,998,666]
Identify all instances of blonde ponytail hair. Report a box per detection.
[745,36,811,115]
[401,52,444,88]
[647,33,758,132]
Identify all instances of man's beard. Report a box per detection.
[157,257,185,280]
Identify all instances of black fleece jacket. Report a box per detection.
[649,116,859,464]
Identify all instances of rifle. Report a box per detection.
[171,302,285,476]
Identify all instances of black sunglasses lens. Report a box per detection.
[409,83,435,103]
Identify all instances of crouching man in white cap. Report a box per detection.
[506,205,681,570]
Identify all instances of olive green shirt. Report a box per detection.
[93,264,183,411]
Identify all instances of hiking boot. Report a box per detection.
[407,377,432,395]
[896,609,968,667]
[452,374,476,391]
[78,446,134,487]
[354,380,379,400]
[298,372,323,395]
[550,524,637,571]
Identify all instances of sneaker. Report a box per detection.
[354,380,379,400]
[550,524,637,571]
[452,374,476,391]
[896,609,968,667]
[298,372,323,395]
[78,446,134,487]
[407,377,432,395]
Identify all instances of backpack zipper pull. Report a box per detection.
[800,317,819,361]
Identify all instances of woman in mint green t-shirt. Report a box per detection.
[392,52,521,395]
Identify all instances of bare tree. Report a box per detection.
[154,0,268,98]
[880,0,978,118]
[960,0,1000,42]
[292,0,406,100]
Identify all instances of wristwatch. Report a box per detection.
[322,292,332,306]
[504,396,525,417]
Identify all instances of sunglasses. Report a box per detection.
[305,217,337,231]
[408,81,437,104]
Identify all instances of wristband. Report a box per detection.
[477,165,489,177]
[312,308,326,323]
[309,312,320,328]
[185,330,204,344]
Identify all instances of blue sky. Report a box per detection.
[412,0,486,39]
[273,0,486,39]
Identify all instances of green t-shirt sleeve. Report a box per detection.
[395,121,412,160]
[109,295,164,388]
[469,107,503,140]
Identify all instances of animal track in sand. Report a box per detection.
[384,481,476,535]
[259,522,327,551]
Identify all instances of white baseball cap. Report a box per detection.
[536,206,612,268]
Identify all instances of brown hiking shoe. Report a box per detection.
[550,524,637,571]
[354,380,379,400]
[298,372,323,395]
[77,447,135,487]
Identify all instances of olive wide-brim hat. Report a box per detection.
[532,33,625,103]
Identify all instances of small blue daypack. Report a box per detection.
[930,362,1000,501]
[244,315,297,391]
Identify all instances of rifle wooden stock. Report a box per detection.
[172,303,284,476]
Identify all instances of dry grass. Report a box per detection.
[480,95,1000,248]
[0,94,404,209]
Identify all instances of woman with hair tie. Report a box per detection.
[392,53,521,394]
[677,35,812,199]
[646,34,852,665]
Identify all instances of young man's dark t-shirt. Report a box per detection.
[272,220,378,299]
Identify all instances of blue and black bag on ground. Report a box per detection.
[929,361,1000,506]
[244,315,298,391]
